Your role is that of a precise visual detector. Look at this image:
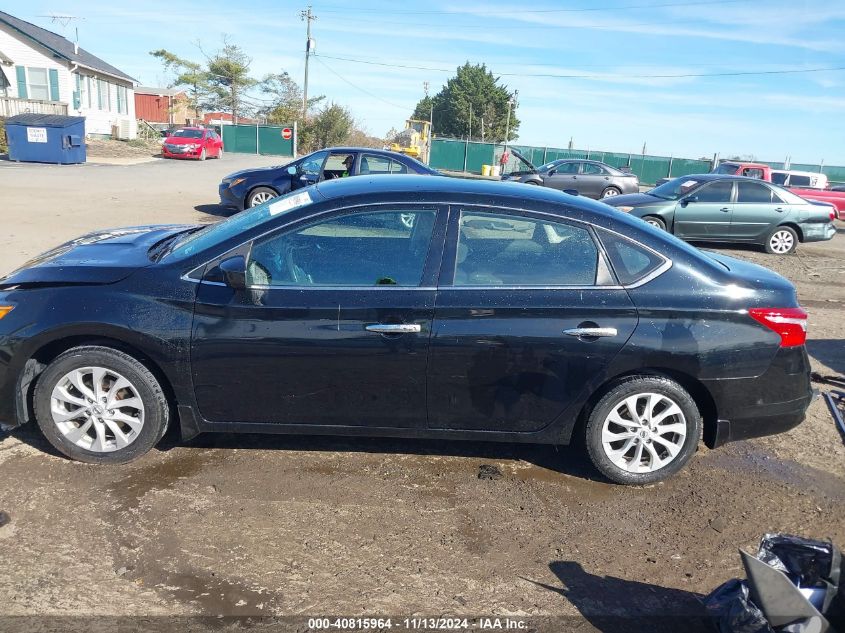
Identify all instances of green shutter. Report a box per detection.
[48,68,59,101]
[15,66,27,98]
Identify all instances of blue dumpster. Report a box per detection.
[5,114,86,164]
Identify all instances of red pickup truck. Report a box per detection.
[712,162,845,219]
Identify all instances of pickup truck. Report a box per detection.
[659,162,845,219]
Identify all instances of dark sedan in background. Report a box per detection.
[0,177,813,485]
[219,147,440,210]
[604,174,837,254]
[502,151,639,199]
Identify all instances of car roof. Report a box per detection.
[672,173,762,182]
[314,173,621,211]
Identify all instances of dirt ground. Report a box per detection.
[0,155,843,632]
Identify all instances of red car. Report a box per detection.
[162,127,223,160]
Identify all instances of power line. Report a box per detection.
[316,0,751,15]
[312,55,409,110]
[314,53,845,80]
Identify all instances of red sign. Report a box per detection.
[281,127,292,140]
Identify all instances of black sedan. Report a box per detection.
[219,146,440,210]
[502,151,639,199]
[0,177,813,484]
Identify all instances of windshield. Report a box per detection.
[170,129,204,139]
[167,188,319,259]
[648,178,704,200]
[712,163,739,174]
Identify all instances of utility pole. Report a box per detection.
[424,81,432,163]
[504,89,518,146]
[301,6,316,116]
[468,104,472,141]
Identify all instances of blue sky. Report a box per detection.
[6,0,845,163]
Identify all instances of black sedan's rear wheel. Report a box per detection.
[247,187,279,208]
[584,376,701,485]
[601,186,621,198]
[33,346,169,464]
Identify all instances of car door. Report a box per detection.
[190,205,447,428]
[290,150,329,190]
[426,206,638,433]
[673,180,734,240]
[578,162,609,198]
[730,181,785,239]
[543,161,580,191]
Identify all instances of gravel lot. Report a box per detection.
[0,155,843,631]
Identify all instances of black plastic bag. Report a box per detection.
[704,578,775,633]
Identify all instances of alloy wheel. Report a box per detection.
[600,392,687,473]
[769,229,795,254]
[602,188,620,198]
[249,192,275,207]
[50,367,145,453]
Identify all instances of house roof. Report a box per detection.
[135,86,185,97]
[0,11,136,83]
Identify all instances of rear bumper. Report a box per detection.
[706,391,815,448]
[703,345,813,448]
[801,222,836,243]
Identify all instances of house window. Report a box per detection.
[27,67,50,101]
[116,85,128,114]
[97,79,108,110]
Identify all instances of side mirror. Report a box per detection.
[563,189,579,196]
[219,256,246,291]
[287,165,297,175]
[547,168,556,176]
[681,195,698,206]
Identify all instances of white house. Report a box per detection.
[0,10,137,139]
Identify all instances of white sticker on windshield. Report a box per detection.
[681,180,698,188]
[269,191,312,216]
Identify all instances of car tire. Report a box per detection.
[247,187,279,208]
[199,148,207,161]
[524,180,540,185]
[642,216,666,231]
[33,346,170,465]
[584,376,702,485]
[601,186,622,198]
[764,225,798,255]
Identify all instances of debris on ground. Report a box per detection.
[85,138,161,159]
[823,392,845,445]
[477,464,503,480]
[704,534,844,632]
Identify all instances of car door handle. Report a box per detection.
[775,207,784,213]
[720,207,730,212]
[365,324,421,334]
[563,327,617,338]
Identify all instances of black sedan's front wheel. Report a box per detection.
[584,376,701,485]
[33,346,169,464]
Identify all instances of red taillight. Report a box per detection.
[830,210,837,221]
[748,307,808,347]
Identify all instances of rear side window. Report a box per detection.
[736,181,775,203]
[454,211,598,286]
[597,229,666,285]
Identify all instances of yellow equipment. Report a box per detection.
[389,119,431,160]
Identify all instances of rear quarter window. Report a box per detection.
[597,229,666,285]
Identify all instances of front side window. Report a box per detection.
[246,209,437,287]
[454,211,598,286]
[742,168,763,179]
[322,153,355,179]
[553,162,579,175]
[771,172,788,185]
[694,181,733,203]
